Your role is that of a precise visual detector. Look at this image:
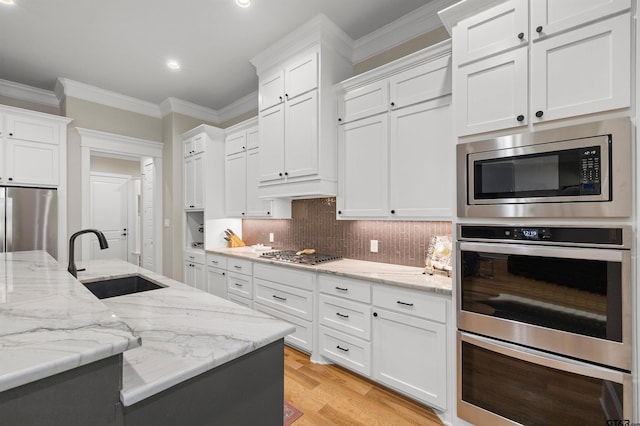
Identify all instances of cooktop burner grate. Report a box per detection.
[259,250,342,265]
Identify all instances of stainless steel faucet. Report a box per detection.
[67,229,109,278]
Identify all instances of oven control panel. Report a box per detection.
[511,227,551,240]
[459,225,626,247]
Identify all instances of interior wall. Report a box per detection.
[220,108,259,129]
[90,157,141,176]
[0,95,60,116]
[63,97,162,251]
[162,112,218,280]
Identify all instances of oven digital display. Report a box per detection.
[521,228,538,239]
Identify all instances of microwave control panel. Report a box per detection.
[579,145,601,194]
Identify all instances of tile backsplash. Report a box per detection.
[242,198,452,268]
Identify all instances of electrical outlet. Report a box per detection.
[370,240,378,253]
[269,233,274,243]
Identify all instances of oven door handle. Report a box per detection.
[458,241,625,262]
[459,332,629,383]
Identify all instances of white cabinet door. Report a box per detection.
[454,0,528,65]
[285,52,318,100]
[337,114,388,218]
[193,262,206,292]
[4,139,59,186]
[530,13,630,123]
[225,151,246,217]
[372,308,447,410]
[206,266,227,299]
[246,126,260,150]
[530,0,630,40]
[456,47,528,136]
[284,90,318,179]
[246,148,271,217]
[389,55,452,109]
[184,153,205,209]
[259,104,285,183]
[389,97,452,218]
[5,114,58,145]
[184,260,195,287]
[259,70,285,111]
[338,80,389,124]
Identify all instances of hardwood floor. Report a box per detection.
[284,346,444,426]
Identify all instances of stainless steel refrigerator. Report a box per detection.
[0,187,57,258]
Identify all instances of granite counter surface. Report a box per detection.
[207,247,452,296]
[77,259,295,406]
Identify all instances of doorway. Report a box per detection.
[78,128,163,273]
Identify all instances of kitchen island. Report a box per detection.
[0,251,295,425]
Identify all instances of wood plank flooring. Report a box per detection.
[284,346,444,426]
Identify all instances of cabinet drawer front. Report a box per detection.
[339,80,388,123]
[227,258,253,275]
[318,274,371,303]
[206,254,227,269]
[6,115,58,145]
[227,272,253,298]
[319,294,371,340]
[253,263,314,291]
[254,278,313,321]
[372,284,447,323]
[255,303,312,352]
[454,0,528,65]
[228,293,253,309]
[184,250,205,264]
[225,132,247,155]
[389,55,452,108]
[530,13,631,123]
[320,326,371,376]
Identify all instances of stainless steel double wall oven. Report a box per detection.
[455,119,633,425]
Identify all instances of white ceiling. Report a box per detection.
[0,0,443,112]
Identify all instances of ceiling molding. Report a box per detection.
[217,91,258,124]
[159,97,219,123]
[352,0,458,64]
[77,127,163,158]
[0,78,60,108]
[56,78,162,119]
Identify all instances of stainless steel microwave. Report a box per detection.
[457,118,631,218]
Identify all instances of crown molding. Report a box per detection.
[217,91,258,124]
[159,97,219,123]
[0,78,60,108]
[352,0,458,64]
[56,78,162,118]
[438,0,505,35]
[77,127,163,158]
[251,13,354,74]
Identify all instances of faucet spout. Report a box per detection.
[68,229,109,278]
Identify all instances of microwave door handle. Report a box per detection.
[458,241,624,263]
[459,332,628,383]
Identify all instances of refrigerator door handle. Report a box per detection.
[5,196,11,252]
[0,190,4,253]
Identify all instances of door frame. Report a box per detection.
[77,127,163,273]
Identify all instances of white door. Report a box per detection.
[90,173,129,261]
[142,160,155,271]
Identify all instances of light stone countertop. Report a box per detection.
[0,251,141,394]
[207,247,452,296]
[76,258,295,406]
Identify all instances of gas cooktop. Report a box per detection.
[259,250,342,265]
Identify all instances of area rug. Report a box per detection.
[284,401,303,425]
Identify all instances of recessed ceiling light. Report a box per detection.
[167,60,180,70]
[236,0,250,8]
[0,0,16,5]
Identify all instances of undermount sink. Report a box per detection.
[82,275,165,299]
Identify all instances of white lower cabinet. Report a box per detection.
[206,266,227,299]
[372,284,448,410]
[253,263,314,352]
[319,326,371,376]
[184,260,206,291]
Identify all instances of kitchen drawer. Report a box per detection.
[372,284,447,323]
[254,278,313,321]
[228,292,253,309]
[184,250,205,265]
[253,263,314,291]
[320,326,371,376]
[255,303,312,352]
[206,253,228,269]
[227,271,253,299]
[227,258,253,276]
[318,274,371,303]
[319,294,371,341]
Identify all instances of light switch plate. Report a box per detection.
[370,240,378,253]
[269,233,274,243]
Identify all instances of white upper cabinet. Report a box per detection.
[251,15,353,199]
[0,108,70,188]
[335,41,454,220]
[445,0,632,137]
[184,133,206,158]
